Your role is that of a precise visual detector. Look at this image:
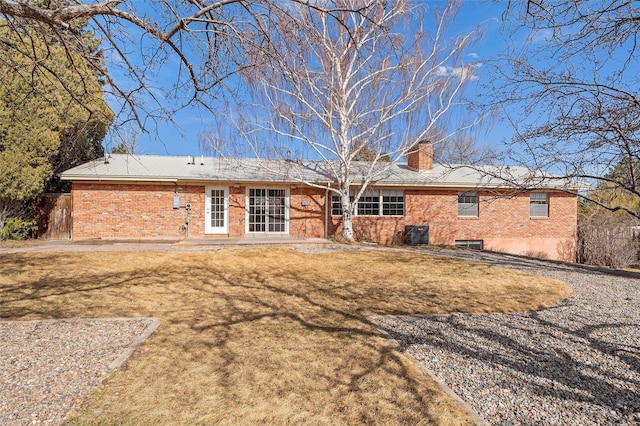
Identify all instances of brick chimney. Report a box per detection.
[407,141,433,171]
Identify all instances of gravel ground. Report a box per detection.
[0,317,158,426]
[375,249,640,426]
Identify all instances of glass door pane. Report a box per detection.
[210,189,225,228]
[247,188,287,234]
[268,189,286,232]
[248,188,266,232]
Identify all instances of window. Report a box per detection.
[267,189,287,232]
[331,193,353,216]
[331,195,343,216]
[455,240,483,250]
[382,190,405,216]
[458,191,478,217]
[248,188,267,232]
[530,192,549,217]
[205,187,228,234]
[209,189,226,228]
[331,189,404,216]
[358,189,380,215]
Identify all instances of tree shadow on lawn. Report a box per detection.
[379,300,640,423]
[0,249,527,425]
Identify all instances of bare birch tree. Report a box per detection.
[216,0,478,241]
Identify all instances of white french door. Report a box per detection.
[247,188,288,234]
[205,186,228,234]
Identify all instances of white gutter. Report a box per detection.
[61,174,583,192]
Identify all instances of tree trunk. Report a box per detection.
[341,210,354,241]
[340,191,354,242]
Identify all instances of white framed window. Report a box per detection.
[331,193,353,216]
[530,192,549,217]
[382,190,405,216]
[358,189,380,215]
[331,197,342,216]
[331,189,404,217]
[458,191,479,217]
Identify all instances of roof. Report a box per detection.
[60,154,584,190]
[60,155,331,184]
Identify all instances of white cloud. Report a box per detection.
[435,65,449,76]
[435,64,480,81]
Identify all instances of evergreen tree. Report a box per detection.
[0,13,112,229]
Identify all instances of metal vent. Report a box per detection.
[455,240,483,250]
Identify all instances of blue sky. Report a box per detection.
[101,1,512,157]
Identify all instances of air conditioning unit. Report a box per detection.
[405,225,429,246]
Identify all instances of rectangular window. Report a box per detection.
[331,189,404,216]
[455,240,483,250]
[530,192,549,217]
[331,195,342,216]
[382,190,405,216]
[357,189,380,216]
[331,192,354,216]
[458,191,479,217]
[267,189,286,232]
[248,188,267,232]
[205,186,229,234]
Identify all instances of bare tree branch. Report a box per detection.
[486,0,640,219]
[0,0,362,139]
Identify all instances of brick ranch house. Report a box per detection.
[60,143,579,260]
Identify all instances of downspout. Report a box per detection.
[325,183,330,239]
[69,188,73,241]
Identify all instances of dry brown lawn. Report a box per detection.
[0,248,571,425]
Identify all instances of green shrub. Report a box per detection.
[0,218,36,240]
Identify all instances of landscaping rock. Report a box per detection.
[376,249,640,426]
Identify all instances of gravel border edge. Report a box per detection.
[371,315,489,426]
[107,317,160,370]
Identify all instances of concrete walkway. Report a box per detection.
[0,237,335,254]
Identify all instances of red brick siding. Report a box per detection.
[329,216,406,245]
[405,190,577,259]
[228,185,246,237]
[71,183,330,239]
[289,186,326,238]
[226,185,327,238]
[71,182,577,260]
[71,182,204,239]
[406,190,575,238]
[329,189,577,260]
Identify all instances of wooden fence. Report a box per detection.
[36,193,72,240]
